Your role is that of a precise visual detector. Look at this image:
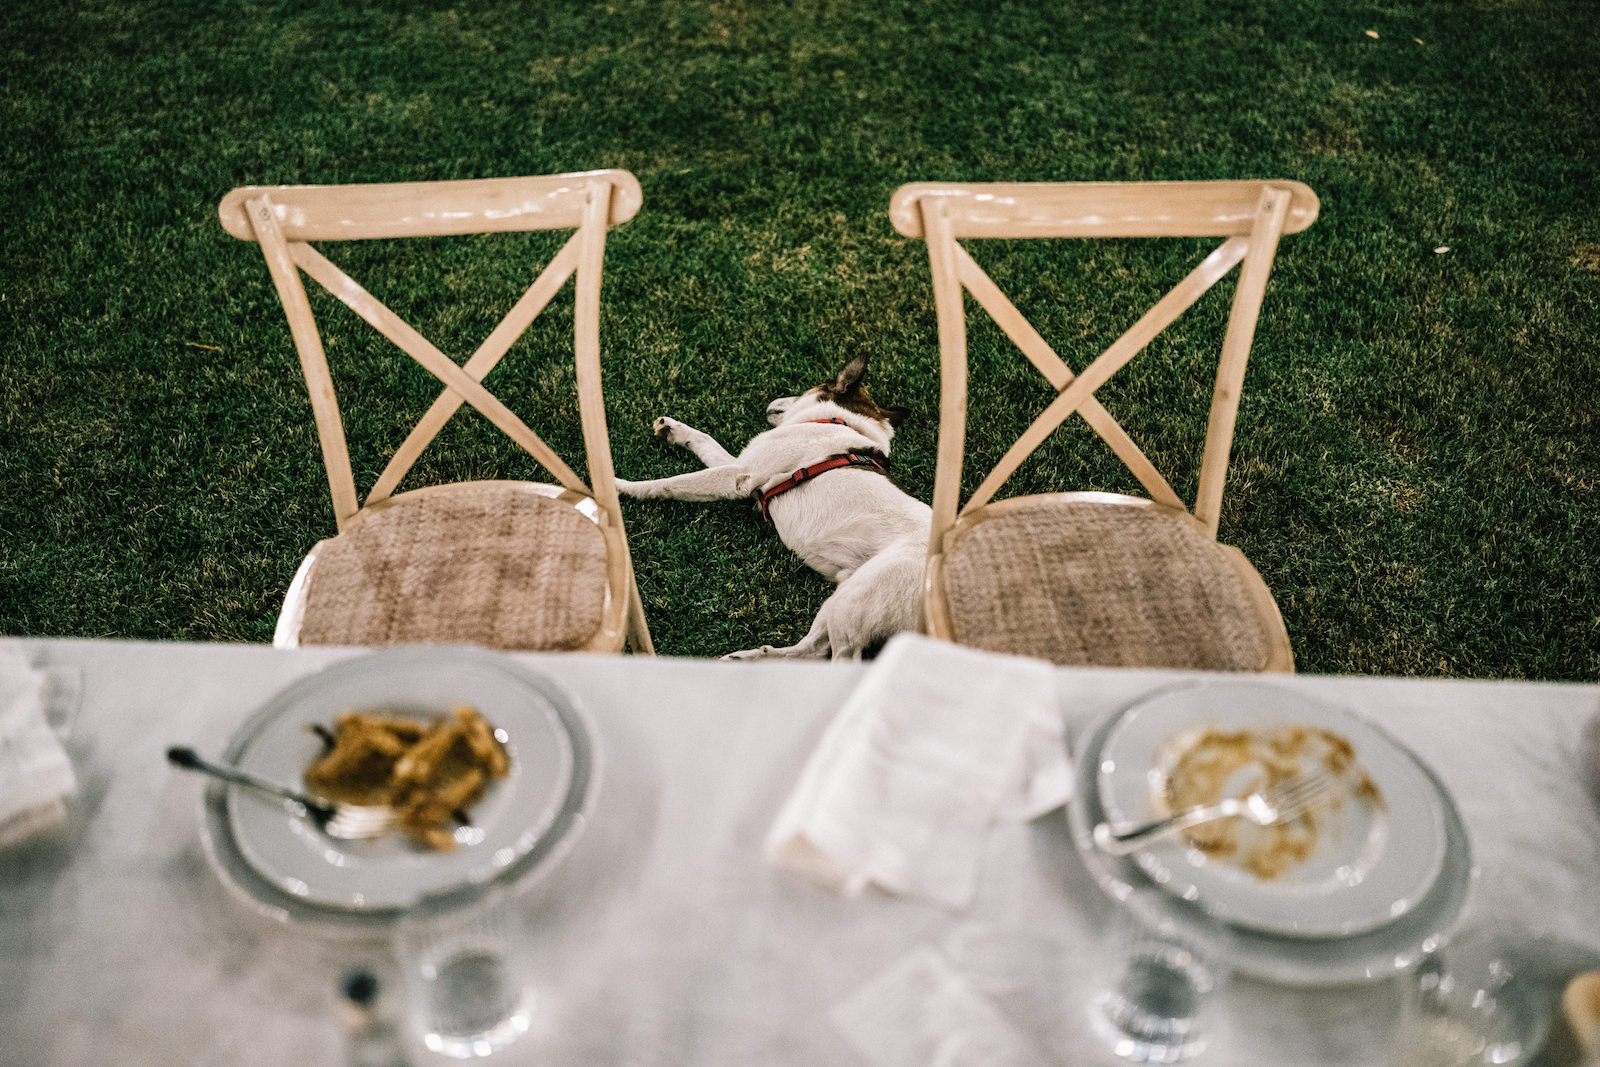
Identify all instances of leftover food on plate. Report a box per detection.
[305,706,511,850]
[1157,725,1382,881]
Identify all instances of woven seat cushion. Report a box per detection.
[941,498,1272,671]
[299,483,610,651]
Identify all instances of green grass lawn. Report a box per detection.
[2,0,1596,677]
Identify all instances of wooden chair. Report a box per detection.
[890,180,1318,671]
[219,171,653,653]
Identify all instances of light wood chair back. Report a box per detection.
[890,179,1318,550]
[891,179,1318,670]
[220,171,652,652]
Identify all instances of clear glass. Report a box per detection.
[393,886,534,1059]
[1089,889,1232,1064]
[1390,935,1552,1067]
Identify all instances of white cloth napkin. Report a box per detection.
[0,642,79,847]
[765,633,1071,909]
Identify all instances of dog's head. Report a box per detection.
[766,356,911,429]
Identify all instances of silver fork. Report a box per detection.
[1091,769,1342,856]
[166,746,396,840]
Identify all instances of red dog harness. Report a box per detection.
[758,419,890,520]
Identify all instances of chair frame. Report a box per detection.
[890,179,1319,670]
[220,171,653,653]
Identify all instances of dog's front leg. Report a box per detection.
[616,464,754,502]
[653,416,736,468]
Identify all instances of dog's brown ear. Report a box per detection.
[884,405,911,427]
[831,355,868,395]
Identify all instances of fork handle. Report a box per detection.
[1092,800,1242,856]
[166,746,333,817]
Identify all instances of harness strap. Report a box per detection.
[759,451,890,520]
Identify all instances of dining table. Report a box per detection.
[3,636,1599,1067]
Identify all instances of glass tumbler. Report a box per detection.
[1089,889,1233,1064]
[394,885,534,1059]
[1390,936,1552,1067]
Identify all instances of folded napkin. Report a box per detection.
[765,633,1071,909]
[0,642,79,847]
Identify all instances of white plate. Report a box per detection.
[1096,681,1447,938]
[200,647,596,926]
[1069,685,1475,986]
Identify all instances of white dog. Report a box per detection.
[616,356,931,660]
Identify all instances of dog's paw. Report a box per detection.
[652,416,692,444]
[613,477,639,496]
[721,646,774,661]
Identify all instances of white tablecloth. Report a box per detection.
[3,639,1598,1066]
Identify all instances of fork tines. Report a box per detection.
[1264,769,1342,821]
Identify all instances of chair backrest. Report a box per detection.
[219,171,643,532]
[889,179,1318,556]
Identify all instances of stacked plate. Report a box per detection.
[1068,680,1473,986]
[198,646,597,937]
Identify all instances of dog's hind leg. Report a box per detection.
[653,417,736,467]
[722,614,833,661]
[727,611,871,661]
[805,540,925,660]
[724,540,924,661]
[721,585,878,661]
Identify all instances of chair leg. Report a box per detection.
[623,556,655,655]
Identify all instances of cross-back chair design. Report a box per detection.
[890,179,1319,671]
[219,171,653,653]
